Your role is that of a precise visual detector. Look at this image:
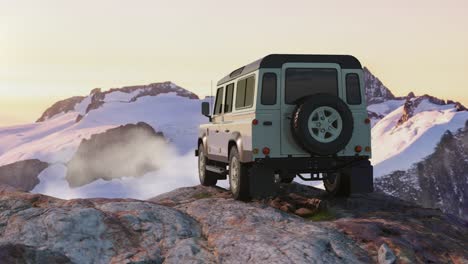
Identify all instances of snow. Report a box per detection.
[371,99,468,178]
[367,99,405,117]
[32,151,200,200]
[1,86,466,198]
[0,90,208,199]
[104,90,141,103]
[367,99,405,127]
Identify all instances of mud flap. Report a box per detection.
[248,165,278,199]
[343,159,374,194]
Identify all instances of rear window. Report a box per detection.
[261,73,277,105]
[213,87,224,115]
[346,73,362,105]
[235,76,255,109]
[285,68,338,104]
[224,83,234,113]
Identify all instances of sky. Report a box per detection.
[1,0,467,126]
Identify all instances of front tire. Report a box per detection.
[323,172,350,196]
[229,146,250,201]
[198,144,217,186]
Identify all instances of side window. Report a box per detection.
[235,79,246,109]
[235,76,255,109]
[224,83,234,113]
[245,76,255,107]
[213,87,224,115]
[346,73,362,105]
[261,73,277,105]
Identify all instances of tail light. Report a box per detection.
[262,147,270,155]
[252,119,259,125]
[364,118,371,124]
[365,146,371,152]
[355,145,362,153]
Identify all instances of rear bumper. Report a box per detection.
[253,156,373,194]
[254,156,370,174]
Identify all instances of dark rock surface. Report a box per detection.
[0,185,212,264]
[36,96,85,122]
[0,183,466,263]
[363,67,396,105]
[66,122,165,187]
[0,159,49,191]
[376,126,468,221]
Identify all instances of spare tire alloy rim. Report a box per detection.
[230,156,239,193]
[308,106,343,143]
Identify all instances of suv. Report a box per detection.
[196,54,373,200]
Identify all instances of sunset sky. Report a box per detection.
[1,0,467,126]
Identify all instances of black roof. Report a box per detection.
[217,54,362,86]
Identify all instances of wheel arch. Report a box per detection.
[198,136,208,154]
[228,132,251,162]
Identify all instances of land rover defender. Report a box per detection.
[196,54,373,200]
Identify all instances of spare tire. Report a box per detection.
[291,94,353,156]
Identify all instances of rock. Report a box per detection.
[180,198,369,263]
[0,190,211,263]
[84,82,199,116]
[455,102,467,111]
[294,207,315,216]
[0,159,49,191]
[396,94,449,126]
[378,243,396,264]
[0,244,72,264]
[75,114,84,123]
[36,96,85,122]
[375,126,468,221]
[66,122,166,187]
[1,183,467,263]
[363,67,396,105]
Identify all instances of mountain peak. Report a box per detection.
[363,67,396,105]
[37,82,200,123]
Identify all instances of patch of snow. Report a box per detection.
[74,96,91,115]
[372,101,468,178]
[368,100,405,117]
[32,150,200,200]
[104,90,141,103]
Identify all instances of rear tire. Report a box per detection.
[198,144,217,186]
[323,172,350,196]
[229,146,250,201]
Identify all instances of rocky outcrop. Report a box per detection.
[0,186,212,263]
[363,67,396,105]
[84,81,199,116]
[375,125,468,221]
[396,94,466,126]
[0,183,466,263]
[36,82,199,123]
[151,184,468,263]
[36,96,85,122]
[0,159,49,191]
[66,122,165,187]
[84,88,105,114]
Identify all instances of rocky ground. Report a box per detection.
[0,183,467,264]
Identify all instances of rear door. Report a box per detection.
[280,63,342,155]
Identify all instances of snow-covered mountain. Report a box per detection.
[0,69,466,220]
[0,82,206,199]
[365,69,468,220]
